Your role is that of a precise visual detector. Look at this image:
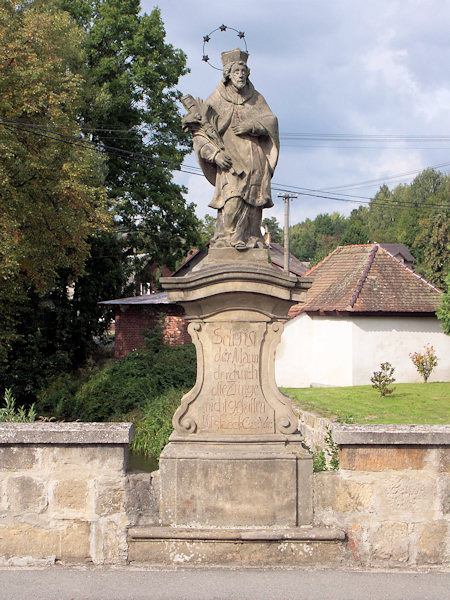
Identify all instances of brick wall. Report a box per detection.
[114,304,191,359]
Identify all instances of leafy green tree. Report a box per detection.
[262,216,283,244]
[436,270,450,334]
[56,0,202,271]
[0,0,108,360]
[0,231,127,404]
[199,214,216,247]
[340,207,370,245]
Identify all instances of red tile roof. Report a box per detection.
[289,244,442,317]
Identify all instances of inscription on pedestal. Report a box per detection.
[198,322,275,434]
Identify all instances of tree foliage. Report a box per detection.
[289,170,449,289]
[0,0,108,358]
[56,0,201,270]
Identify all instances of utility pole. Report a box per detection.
[277,192,298,273]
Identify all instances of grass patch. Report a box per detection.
[282,382,450,424]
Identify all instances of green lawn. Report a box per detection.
[282,382,450,424]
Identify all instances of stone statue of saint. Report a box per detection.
[182,49,279,250]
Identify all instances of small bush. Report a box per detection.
[409,344,438,383]
[370,362,396,396]
[0,389,37,422]
[312,426,339,471]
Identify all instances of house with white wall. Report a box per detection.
[275,243,449,387]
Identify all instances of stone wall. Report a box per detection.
[1,422,448,568]
[315,425,450,568]
[0,423,134,566]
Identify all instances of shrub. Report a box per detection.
[0,388,37,422]
[129,386,188,461]
[312,426,339,471]
[370,362,396,396]
[37,326,196,422]
[409,344,438,383]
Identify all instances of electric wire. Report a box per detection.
[1,116,449,211]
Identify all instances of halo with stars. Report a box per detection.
[202,25,248,70]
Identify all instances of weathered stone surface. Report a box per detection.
[0,446,37,470]
[53,479,88,513]
[160,437,312,528]
[340,446,427,471]
[0,422,134,444]
[415,521,447,564]
[95,479,125,516]
[0,525,60,559]
[314,472,374,513]
[440,447,450,472]
[41,445,127,473]
[7,476,47,513]
[333,424,450,446]
[441,474,450,514]
[379,473,436,518]
[125,472,160,526]
[60,521,91,561]
[371,521,409,563]
[128,538,347,566]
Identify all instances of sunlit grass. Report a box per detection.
[282,382,450,424]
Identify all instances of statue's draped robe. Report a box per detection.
[193,80,279,248]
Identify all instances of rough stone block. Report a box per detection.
[340,446,427,471]
[314,472,374,513]
[53,479,88,513]
[95,479,125,516]
[60,521,91,561]
[7,476,47,513]
[0,525,59,559]
[440,448,450,473]
[128,539,347,566]
[0,447,37,471]
[371,521,409,563]
[415,521,447,564]
[379,473,436,518]
[441,474,450,514]
[160,439,312,528]
[42,445,127,474]
[100,517,128,563]
[125,472,160,526]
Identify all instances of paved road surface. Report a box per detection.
[0,566,449,600]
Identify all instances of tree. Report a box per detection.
[56,0,202,271]
[262,216,283,244]
[340,207,369,245]
[0,230,127,404]
[0,0,108,359]
[436,269,450,334]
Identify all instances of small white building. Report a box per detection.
[275,244,450,387]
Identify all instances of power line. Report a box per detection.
[1,116,449,211]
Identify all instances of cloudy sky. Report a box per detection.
[141,0,450,226]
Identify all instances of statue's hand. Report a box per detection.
[232,123,252,136]
[215,151,232,170]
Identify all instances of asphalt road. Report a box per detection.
[0,566,449,600]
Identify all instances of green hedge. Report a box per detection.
[37,327,196,422]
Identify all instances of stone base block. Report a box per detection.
[159,435,313,528]
[127,526,347,566]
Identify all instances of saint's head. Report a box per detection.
[221,48,250,90]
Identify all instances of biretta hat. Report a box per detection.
[221,48,249,67]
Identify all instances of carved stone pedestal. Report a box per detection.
[127,251,345,564]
